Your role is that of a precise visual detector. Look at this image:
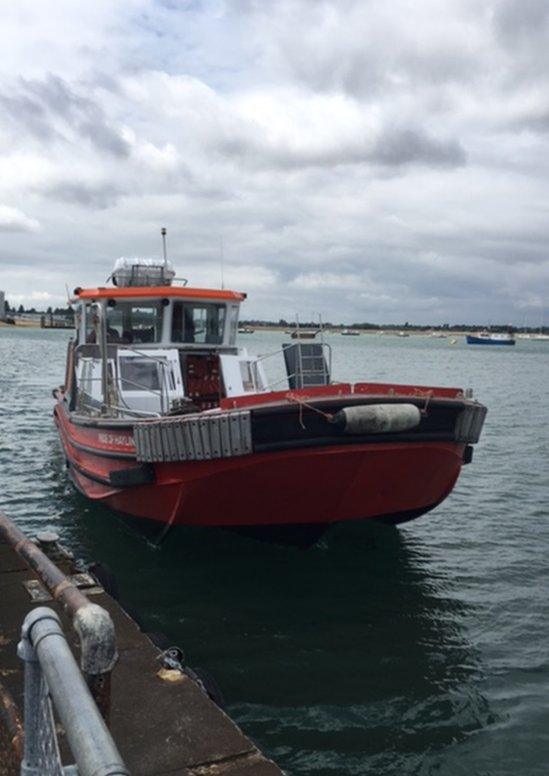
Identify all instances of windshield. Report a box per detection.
[106,301,163,344]
[171,302,226,344]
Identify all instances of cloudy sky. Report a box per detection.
[1,0,548,324]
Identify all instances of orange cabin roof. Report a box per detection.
[73,286,246,303]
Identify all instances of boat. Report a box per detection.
[530,324,549,341]
[396,331,410,337]
[466,331,515,346]
[237,327,254,334]
[290,329,319,339]
[341,329,361,336]
[53,241,487,545]
[518,326,549,341]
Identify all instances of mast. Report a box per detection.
[161,227,168,269]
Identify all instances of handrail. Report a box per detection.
[18,607,129,775]
[0,513,117,723]
[73,342,173,418]
[252,342,332,392]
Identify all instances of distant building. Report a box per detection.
[0,291,5,320]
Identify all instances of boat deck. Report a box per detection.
[0,537,281,775]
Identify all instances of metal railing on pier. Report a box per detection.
[18,607,129,776]
[0,513,117,722]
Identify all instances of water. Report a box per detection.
[1,326,549,775]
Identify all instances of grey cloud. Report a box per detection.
[77,118,130,157]
[0,93,56,141]
[0,207,40,233]
[23,73,87,115]
[373,129,466,167]
[494,0,549,44]
[218,126,465,170]
[492,0,549,87]
[0,74,130,157]
[44,181,125,209]
[515,109,549,133]
[225,0,483,99]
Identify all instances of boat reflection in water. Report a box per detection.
[54,485,495,775]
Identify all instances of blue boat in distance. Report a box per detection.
[466,331,515,346]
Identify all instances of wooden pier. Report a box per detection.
[0,522,282,775]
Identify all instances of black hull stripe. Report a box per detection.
[254,432,458,454]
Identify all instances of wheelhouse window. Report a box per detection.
[106,302,163,344]
[171,302,226,344]
[119,356,164,392]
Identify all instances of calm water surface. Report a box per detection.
[1,326,548,775]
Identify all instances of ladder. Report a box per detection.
[283,342,330,389]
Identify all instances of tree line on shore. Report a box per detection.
[240,319,542,334]
[4,302,74,317]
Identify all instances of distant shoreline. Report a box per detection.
[0,320,535,337]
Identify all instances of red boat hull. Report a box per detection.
[55,403,464,528]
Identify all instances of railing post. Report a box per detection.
[91,301,110,415]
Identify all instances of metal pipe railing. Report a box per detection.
[18,607,128,776]
[90,302,111,416]
[0,513,117,723]
[73,342,173,418]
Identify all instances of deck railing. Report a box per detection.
[73,342,174,418]
[253,342,332,391]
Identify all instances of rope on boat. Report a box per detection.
[421,390,434,416]
[286,393,434,434]
[154,483,185,546]
[285,393,334,430]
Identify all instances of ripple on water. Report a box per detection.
[1,328,549,774]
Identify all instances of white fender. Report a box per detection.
[331,403,421,434]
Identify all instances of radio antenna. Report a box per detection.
[161,227,168,268]
[220,234,225,290]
